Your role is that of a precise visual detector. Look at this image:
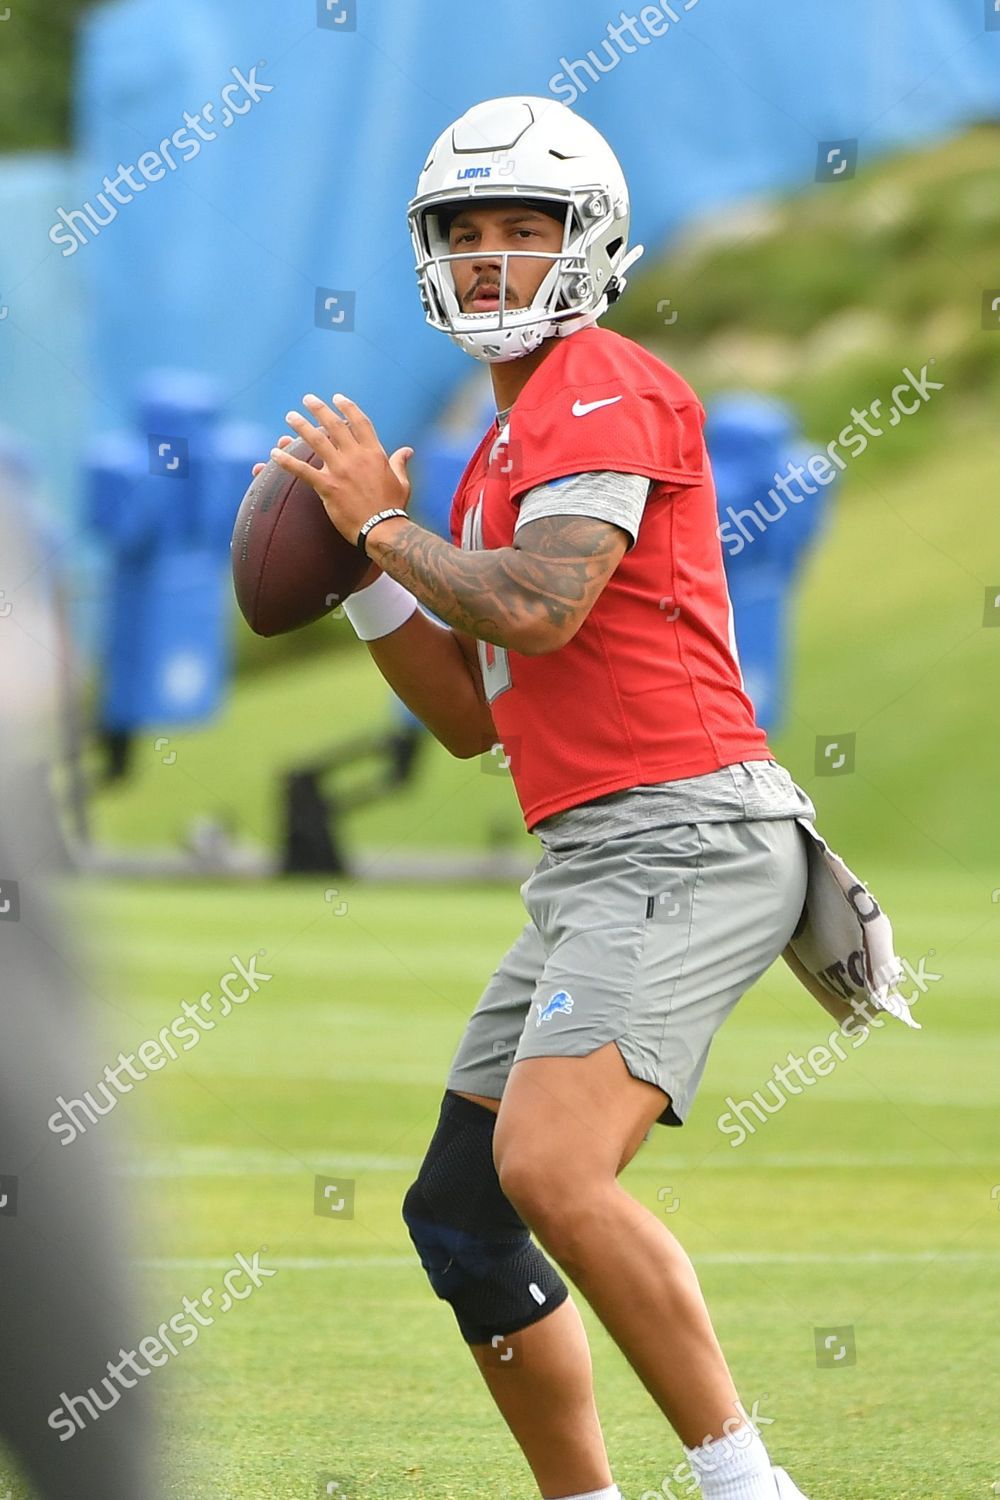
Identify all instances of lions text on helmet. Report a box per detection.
[408,95,644,364]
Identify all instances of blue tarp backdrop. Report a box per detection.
[2,0,999,520]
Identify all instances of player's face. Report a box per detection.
[447,206,566,314]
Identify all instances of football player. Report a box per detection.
[270,95,814,1500]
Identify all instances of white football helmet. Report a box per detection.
[407,95,644,364]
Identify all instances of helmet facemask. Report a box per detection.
[409,186,633,363]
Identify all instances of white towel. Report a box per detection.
[786,817,920,1030]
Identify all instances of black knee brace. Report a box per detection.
[401,1090,568,1345]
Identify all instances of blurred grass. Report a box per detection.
[86,634,536,859]
[67,868,999,1500]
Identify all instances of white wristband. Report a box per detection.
[342,570,418,641]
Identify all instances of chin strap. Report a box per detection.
[605,243,645,306]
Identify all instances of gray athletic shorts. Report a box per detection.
[445,816,809,1126]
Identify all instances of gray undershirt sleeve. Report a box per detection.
[512,471,653,550]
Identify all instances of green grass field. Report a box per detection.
[68,868,995,1500]
[63,128,999,1497]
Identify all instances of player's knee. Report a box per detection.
[493,1134,573,1219]
[495,1145,620,1276]
[401,1089,568,1344]
[493,1151,541,1222]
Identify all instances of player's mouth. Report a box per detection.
[469,284,511,311]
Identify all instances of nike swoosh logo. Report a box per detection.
[572,396,623,417]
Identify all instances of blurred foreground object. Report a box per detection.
[0,484,157,1497]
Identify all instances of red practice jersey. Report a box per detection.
[449,325,772,830]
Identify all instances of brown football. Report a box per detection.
[230,437,369,636]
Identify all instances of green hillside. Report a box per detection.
[610,124,1000,467]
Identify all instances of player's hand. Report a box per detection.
[270,393,414,548]
[251,434,293,477]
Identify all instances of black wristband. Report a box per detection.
[357,508,410,556]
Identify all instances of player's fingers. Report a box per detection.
[270,444,323,487]
[331,394,377,446]
[283,409,339,466]
[251,435,294,476]
[302,393,358,447]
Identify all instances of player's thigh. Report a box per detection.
[494,817,808,1168]
[444,916,546,1104]
[493,1039,668,1193]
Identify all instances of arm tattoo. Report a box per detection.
[366,512,630,651]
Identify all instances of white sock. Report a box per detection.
[684,1421,776,1498]
[544,1486,622,1500]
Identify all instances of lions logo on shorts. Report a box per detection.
[535,989,574,1027]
